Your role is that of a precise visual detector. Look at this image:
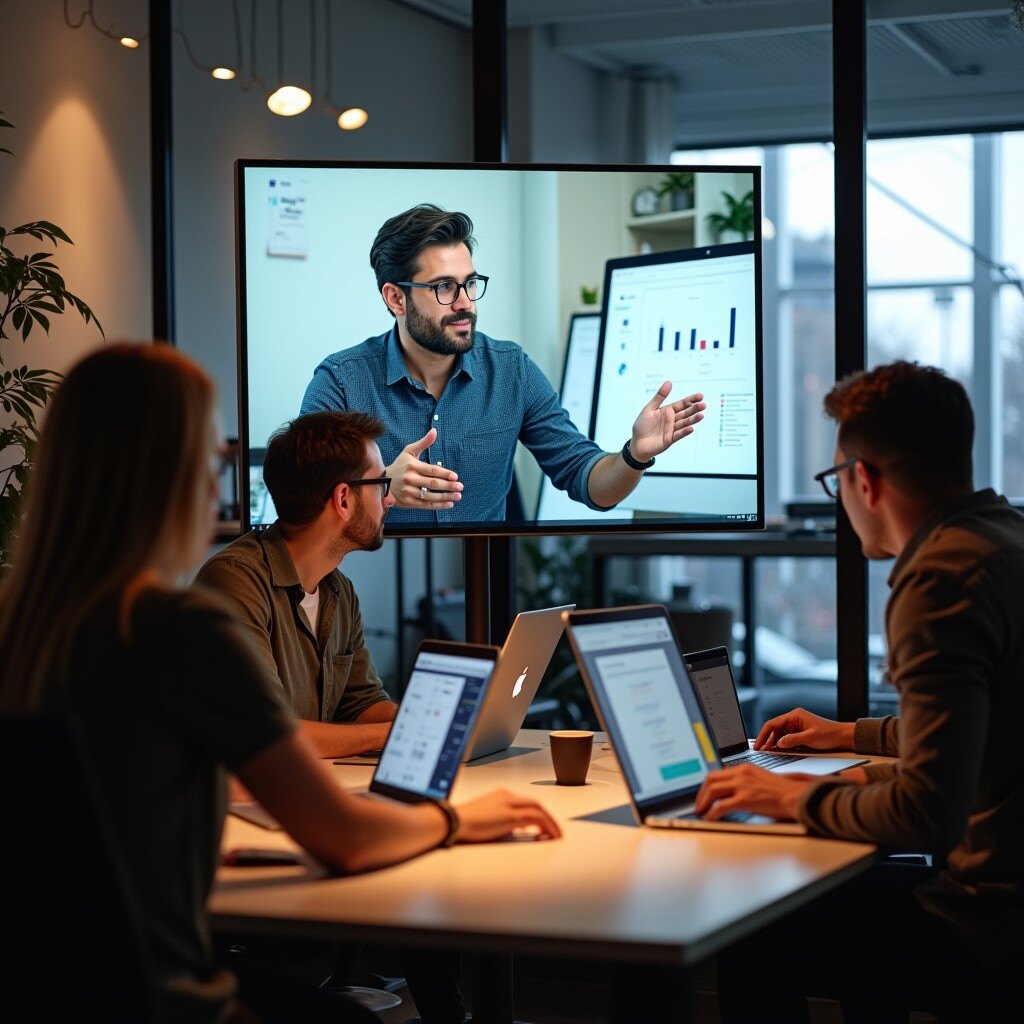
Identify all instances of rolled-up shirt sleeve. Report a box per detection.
[518,353,609,510]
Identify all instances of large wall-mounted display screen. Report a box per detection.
[237,161,764,537]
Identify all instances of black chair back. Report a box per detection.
[0,713,158,1023]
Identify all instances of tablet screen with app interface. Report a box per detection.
[371,642,498,802]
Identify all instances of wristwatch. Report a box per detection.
[621,440,655,471]
[435,798,461,848]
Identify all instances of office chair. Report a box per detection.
[0,713,158,1023]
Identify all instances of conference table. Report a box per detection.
[211,730,881,1023]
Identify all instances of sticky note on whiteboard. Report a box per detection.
[266,178,308,258]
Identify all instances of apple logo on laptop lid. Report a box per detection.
[512,667,529,698]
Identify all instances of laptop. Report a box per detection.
[463,604,576,761]
[368,640,499,803]
[563,605,808,835]
[684,646,867,776]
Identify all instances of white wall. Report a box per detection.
[0,0,151,377]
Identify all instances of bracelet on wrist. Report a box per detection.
[621,440,655,471]
[434,798,461,848]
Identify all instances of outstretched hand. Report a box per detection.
[386,428,464,509]
[629,382,706,463]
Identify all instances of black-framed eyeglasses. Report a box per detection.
[343,476,391,497]
[395,275,489,305]
[813,458,867,499]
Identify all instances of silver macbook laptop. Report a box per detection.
[563,605,807,835]
[463,604,576,761]
[685,646,867,776]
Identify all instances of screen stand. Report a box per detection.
[464,537,516,645]
[463,535,520,1024]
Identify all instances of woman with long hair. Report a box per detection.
[0,343,559,1023]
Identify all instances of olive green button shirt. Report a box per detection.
[196,524,388,723]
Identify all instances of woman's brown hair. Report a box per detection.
[0,343,215,712]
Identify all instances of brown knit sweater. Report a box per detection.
[798,489,1024,966]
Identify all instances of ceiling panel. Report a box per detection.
[391,1,1024,143]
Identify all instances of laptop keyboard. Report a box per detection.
[676,810,757,824]
[736,750,805,770]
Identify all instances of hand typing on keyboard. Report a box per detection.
[754,707,857,752]
[694,764,821,822]
[742,750,803,770]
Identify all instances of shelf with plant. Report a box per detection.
[626,208,698,231]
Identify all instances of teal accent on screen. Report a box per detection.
[660,759,700,781]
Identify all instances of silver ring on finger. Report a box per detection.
[419,485,428,499]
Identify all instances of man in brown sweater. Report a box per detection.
[698,362,1022,1022]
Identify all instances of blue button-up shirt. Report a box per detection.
[300,328,607,524]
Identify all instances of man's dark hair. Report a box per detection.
[823,361,973,499]
[263,411,384,528]
[370,204,476,315]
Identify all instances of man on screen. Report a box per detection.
[300,204,706,523]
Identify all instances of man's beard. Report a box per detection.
[329,499,384,562]
[405,303,477,356]
[351,499,385,552]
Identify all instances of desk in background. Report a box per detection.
[211,730,878,1024]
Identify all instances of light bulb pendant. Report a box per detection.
[337,107,368,131]
[267,86,312,117]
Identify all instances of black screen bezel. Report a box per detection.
[235,159,765,538]
[682,645,750,759]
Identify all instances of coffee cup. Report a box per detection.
[549,730,594,786]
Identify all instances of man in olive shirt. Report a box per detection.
[201,412,464,1024]
[697,362,1021,1022]
[198,411,397,758]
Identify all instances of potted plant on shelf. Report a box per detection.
[706,189,755,242]
[0,112,103,570]
[656,170,695,212]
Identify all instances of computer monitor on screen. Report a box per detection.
[249,447,277,526]
[535,312,614,524]
[236,160,764,537]
[590,244,760,525]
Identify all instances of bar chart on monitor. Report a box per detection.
[594,251,758,477]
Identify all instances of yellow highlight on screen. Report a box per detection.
[693,721,716,764]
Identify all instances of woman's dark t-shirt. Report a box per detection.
[68,587,294,1022]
